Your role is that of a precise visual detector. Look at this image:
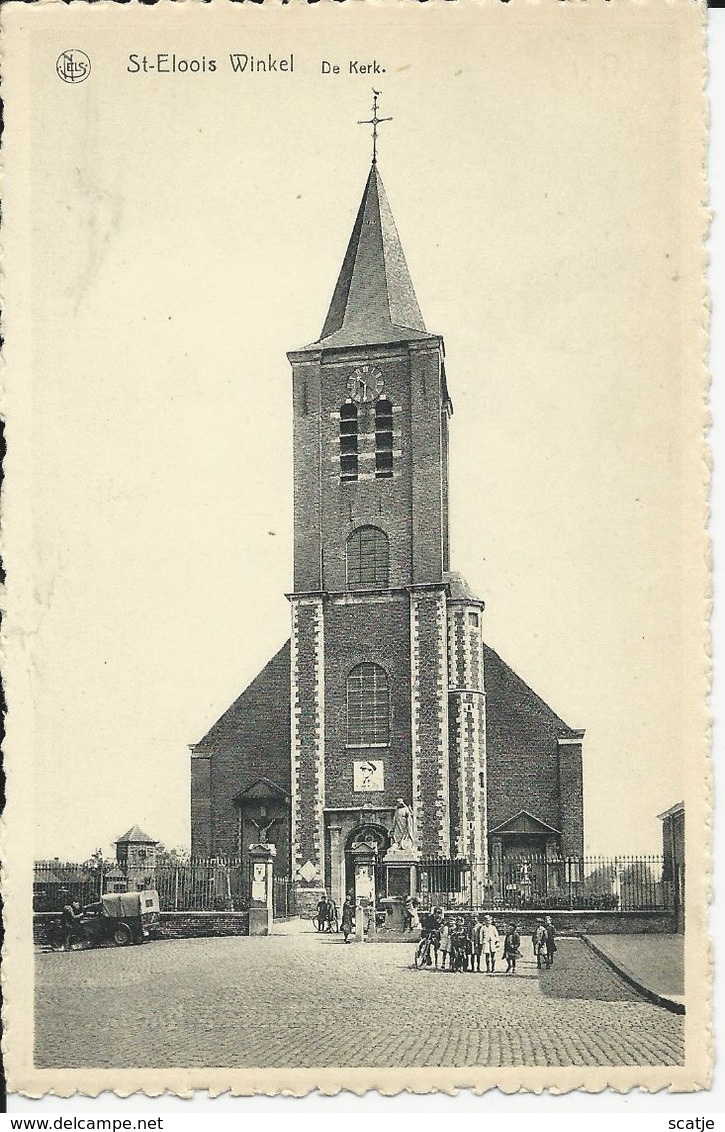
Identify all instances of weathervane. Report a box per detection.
[358,90,392,165]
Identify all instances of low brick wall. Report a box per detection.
[34,910,249,946]
[159,912,249,938]
[431,909,677,935]
[34,914,57,947]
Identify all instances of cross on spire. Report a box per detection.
[358,90,392,165]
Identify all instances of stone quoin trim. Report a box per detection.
[409,596,423,846]
[410,587,450,855]
[447,601,487,863]
[290,596,325,881]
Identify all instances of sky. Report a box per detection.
[6,1,705,860]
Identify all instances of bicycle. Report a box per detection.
[413,930,439,969]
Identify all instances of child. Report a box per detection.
[439,917,451,971]
[545,915,557,968]
[532,919,548,969]
[472,915,485,972]
[340,894,355,943]
[450,917,467,972]
[482,915,500,973]
[463,915,476,971]
[503,923,521,974]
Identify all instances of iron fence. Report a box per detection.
[33,858,251,913]
[35,852,669,914]
[154,859,250,911]
[417,854,667,912]
[33,861,105,912]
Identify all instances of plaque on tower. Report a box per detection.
[353,759,384,792]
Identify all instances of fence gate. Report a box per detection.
[273,876,296,918]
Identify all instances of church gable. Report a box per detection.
[484,643,577,837]
[489,810,562,837]
[194,639,291,792]
[484,644,572,737]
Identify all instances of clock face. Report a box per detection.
[346,365,385,403]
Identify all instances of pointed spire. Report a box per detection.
[311,164,431,349]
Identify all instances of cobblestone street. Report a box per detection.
[35,931,684,1069]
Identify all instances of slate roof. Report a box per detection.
[299,163,439,351]
[115,824,157,845]
[444,571,484,604]
[657,801,684,821]
[483,643,574,737]
[193,636,576,782]
[192,640,291,792]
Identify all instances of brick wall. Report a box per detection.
[192,641,291,862]
[34,911,249,946]
[290,355,323,592]
[190,756,212,858]
[323,594,412,808]
[433,909,677,936]
[410,343,447,584]
[318,346,415,591]
[290,340,447,593]
[159,912,249,939]
[557,734,585,858]
[484,644,576,835]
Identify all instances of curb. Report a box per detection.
[580,935,685,1015]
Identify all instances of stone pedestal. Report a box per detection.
[382,845,419,901]
[248,843,276,936]
[351,841,377,943]
[379,896,406,931]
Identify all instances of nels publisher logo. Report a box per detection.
[56,50,91,84]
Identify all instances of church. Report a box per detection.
[190,131,585,911]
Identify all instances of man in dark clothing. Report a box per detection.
[315,893,330,932]
[419,907,444,967]
[503,923,521,974]
[61,900,84,951]
[545,916,557,967]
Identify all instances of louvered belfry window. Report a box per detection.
[339,403,358,481]
[375,398,394,478]
[347,663,390,747]
[346,526,389,588]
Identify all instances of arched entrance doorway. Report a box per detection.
[344,824,390,901]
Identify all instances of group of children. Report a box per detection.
[428,912,557,974]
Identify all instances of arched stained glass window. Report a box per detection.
[347,663,390,747]
[339,403,358,481]
[375,398,394,478]
[346,526,389,588]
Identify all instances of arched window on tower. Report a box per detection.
[339,403,358,481]
[347,663,390,747]
[346,526,389,588]
[375,398,394,478]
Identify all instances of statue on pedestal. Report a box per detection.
[389,799,415,851]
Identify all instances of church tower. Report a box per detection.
[286,154,487,908]
[189,109,584,911]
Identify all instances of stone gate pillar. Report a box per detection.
[329,824,343,912]
[248,843,276,936]
[351,841,377,943]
